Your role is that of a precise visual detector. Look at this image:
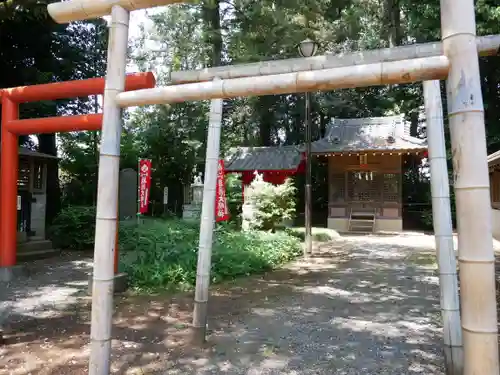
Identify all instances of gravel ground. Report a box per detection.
[170,236,445,375]
[0,254,92,325]
[0,234,446,374]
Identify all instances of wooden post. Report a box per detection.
[423,80,463,374]
[88,6,129,375]
[440,0,500,373]
[192,91,223,344]
[137,159,141,225]
[114,205,119,274]
[304,91,312,256]
[0,97,19,270]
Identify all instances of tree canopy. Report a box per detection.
[1,0,499,221]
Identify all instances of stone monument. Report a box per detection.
[119,168,137,220]
[182,172,204,221]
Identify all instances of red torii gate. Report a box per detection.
[0,73,155,275]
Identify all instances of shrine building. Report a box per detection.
[225,114,428,233]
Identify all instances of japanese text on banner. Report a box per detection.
[138,159,152,214]
[215,160,230,222]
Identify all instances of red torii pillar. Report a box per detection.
[0,73,155,278]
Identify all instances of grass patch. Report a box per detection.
[285,227,340,242]
[49,205,97,250]
[119,219,302,291]
[405,252,437,267]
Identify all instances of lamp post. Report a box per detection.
[298,38,318,257]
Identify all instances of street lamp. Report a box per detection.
[298,38,318,59]
[298,38,318,257]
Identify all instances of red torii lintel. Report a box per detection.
[0,72,156,269]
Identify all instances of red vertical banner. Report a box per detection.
[215,160,230,222]
[138,159,152,214]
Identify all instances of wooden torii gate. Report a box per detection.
[45,0,499,374]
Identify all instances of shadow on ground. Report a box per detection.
[0,235,445,375]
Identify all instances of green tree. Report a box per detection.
[0,1,109,224]
[53,0,500,227]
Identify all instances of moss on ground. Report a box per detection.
[285,227,340,242]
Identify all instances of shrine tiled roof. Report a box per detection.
[19,147,58,159]
[225,115,427,173]
[488,149,500,168]
[225,145,302,172]
[304,115,427,154]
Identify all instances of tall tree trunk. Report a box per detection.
[384,0,401,47]
[258,95,274,146]
[408,111,420,137]
[320,115,328,138]
[242,125,250,146]
[202,0,222,68]
[37,133,61,228]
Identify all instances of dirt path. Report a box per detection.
[0,235,445,374]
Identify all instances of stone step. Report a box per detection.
[349,223,375,232]
[351,211,375,215]
[29,235,45,241]
[18,239,54,253]
[17,240,60,260]
[17,248,60,260]
[349,226,374,231]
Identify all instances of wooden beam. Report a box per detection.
[170,34,500,84]
[47,0,188,24]
[117,56,449,107]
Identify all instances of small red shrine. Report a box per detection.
[224,145,305,195]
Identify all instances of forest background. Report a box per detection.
[1,0,499,229]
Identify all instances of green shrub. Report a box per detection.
[225,173,243,226]
[285,227,340,242]
[119,218,301,291]
[244,175,296,231]
[48,205,96,250]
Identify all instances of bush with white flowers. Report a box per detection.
[243,173,296,231]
